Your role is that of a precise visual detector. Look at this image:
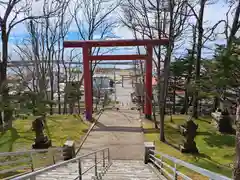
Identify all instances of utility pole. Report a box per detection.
[114,65,117,107]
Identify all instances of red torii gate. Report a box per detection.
[63,39,168,120]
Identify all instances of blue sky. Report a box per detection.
[1,0,237,69]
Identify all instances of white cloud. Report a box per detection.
[1,0,238,62]
[112,26,133,39]
[0,0,234,38]
[204,3,226,22]
[0,0,64,35]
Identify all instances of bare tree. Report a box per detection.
[70,0,120,111]
[0,0,62,124]
[121,0,191,141]
[187,0,207,118]
[226,0,240,47]
[10,0,72,115]
[186,0,227,118]
[223,1,240,179]
[56,1,73,114]
[72,0,120,75]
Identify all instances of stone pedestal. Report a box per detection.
[32,136,52,149]
[144,142,155,164]
[218,111,234,134]
[63,140,76,161]
[212,110,234,134]
[180,140,198,153]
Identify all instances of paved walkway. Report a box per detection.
[79,78,144,160]
[34,78,161,180]
[79,109,144,160]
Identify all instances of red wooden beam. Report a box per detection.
[63,39,169,48]
[89,54,148,61]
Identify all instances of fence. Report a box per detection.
[145,142,231,180]
[0,148,63,179]
[11,147,111,180]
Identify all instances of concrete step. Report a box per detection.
[103,160,160,180]
[35,159,105,180]
[34,159,160,180]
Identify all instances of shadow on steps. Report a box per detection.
[91,126,143,132]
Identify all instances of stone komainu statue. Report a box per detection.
[180,118,199,153]
[32,116,51,149]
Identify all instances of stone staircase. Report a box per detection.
[103,160,160,180]
[35,159,160,180]
[35,159,99,180]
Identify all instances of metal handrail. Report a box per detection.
[75,110,103,155]
[149,149,231,180]
[12,147,111,180]
[0,148,63,176]
[0,147,63,157]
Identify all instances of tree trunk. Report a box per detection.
[158,0,175,142]
[69,102,74,114]
[193,0,206,118]
[49,57,54,115]
[50,75,54,115]
[77,98,81,114]
[0,23,11,127]
[233,121,240,179]
[57,63,61,114]
[159,43,173,142]
[182,26,196,114]
[231,3,240,178]
[220,1,240,112]
[63,94,67,114]
[139,60,145,113]
[63,75,68,114]
[227,0,240,48]
[213,96,220,111]
[181,90,189,114]
[172,77,176,114]
[152,100,158,129]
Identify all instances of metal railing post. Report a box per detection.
[30,152,34,172]
[9,148,110,180]
[95,152,98,177]
[78,159,82,180]
[152,150,155,164]
[52,151,56,164]
[103,150,105,167]
[174,162,177,180]
[107,148,110,164]
[160,156,163,175]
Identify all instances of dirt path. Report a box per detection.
[79,109,144,160]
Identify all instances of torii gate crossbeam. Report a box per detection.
[63,39,169,120]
